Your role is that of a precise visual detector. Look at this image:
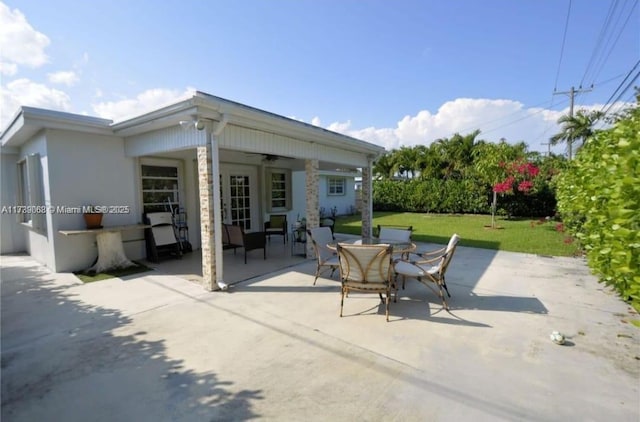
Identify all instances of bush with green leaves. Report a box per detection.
[372,178,554,216]
[556,102,640,306]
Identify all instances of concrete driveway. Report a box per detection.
[1,242,638,421]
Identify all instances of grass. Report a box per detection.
[335,212,582,257]
[74,261,153,283]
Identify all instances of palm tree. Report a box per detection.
[550,110,603,159]
[372,152,394,179]
[391,146,419,179]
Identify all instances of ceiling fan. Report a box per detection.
[244,153,293,162]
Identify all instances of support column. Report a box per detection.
[305,159,319,258]
[197,136,223,291]
[361,159,373,238]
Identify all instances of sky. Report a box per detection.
[1,0,638,155]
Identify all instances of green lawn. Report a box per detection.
[335,212,581,257]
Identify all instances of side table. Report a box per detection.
[291,226,307,256]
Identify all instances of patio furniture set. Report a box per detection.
[307,225,460,322]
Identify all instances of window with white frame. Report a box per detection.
[327,177,346,196]
[267,168,291,211]
[141,163,181,213]
[16,154,46,231]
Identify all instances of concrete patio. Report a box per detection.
[1,239,639,421]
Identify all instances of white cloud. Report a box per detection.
[1,78,71,127]
[0,2,50,75]
[48,70,79,86]
[91,87,197,122]
[324,98,575,153]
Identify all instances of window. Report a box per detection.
[327,177,346,196]
[141,164,180,213]
[266,169,291,211]
[16,154,46,231]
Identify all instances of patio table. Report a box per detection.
[327,237,416,255]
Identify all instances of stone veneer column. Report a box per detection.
[197,144,217,291]
[305,159,319,258]
[361,162,373,238]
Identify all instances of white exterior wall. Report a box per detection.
[5,133,54,267]
[47,130,141,272]
[291,172,357,222]
[1,150,27,253]
[318,175,357,216]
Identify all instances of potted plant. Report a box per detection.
[83,205,103,229]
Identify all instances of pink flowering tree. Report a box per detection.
[489,160,540,227]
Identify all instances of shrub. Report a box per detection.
[556,102,640,306]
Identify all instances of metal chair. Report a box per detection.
[336,243,394,322]
[264,214,287,243]
[393,234,460,309]
[307,227,340,285]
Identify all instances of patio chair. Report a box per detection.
[307,226,340,285]
[222,224,266,264]
[320,217,336,238]
[144,212,182,262]
[336,243,395,322]
[377,226,413,259]
[264,214,287,244]
[393,234,460,309]
[375,225,413,238]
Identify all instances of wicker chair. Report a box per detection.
[307,227,340,285]
[336,243,395,322]
[393,234,460,309]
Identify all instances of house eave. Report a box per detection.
[1,106,113,148]
[112,91,386,157]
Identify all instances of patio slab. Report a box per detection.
[1,241,638,421]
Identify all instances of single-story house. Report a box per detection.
[0,91,385,290]
[292,169,360,222]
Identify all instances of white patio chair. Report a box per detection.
[393,233,460,309]
[336,243,394,321]
[307,227,340,285]
[377,226,413,259]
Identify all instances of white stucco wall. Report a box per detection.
[47,130,142,272]
[1,150,27,254]
[3,133,55,267]
[291,171,357,222]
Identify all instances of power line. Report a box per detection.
[589,0,639,86]
[580,0,621,87]
[600,59,640,113]
[602,70,640,116]
[554,0,573,91]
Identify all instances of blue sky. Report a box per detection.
[1,0,638,154]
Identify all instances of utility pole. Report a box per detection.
[553,85,593,159]
[540,142,551,156]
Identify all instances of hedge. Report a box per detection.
[556,105,640,306]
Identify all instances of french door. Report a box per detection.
[219,164,259,232]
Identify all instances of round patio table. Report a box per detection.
[328,237,416,255]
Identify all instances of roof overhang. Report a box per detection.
[1,91,386,158]
[1,107,113,148]
[112,91,385,158]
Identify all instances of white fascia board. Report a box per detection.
[318,169,360,177]
[1,107,113,148]
[192,92,386,157]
